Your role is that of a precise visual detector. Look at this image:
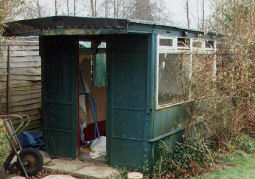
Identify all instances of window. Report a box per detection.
[158,36,175,52]
[156,35,216,108]
[177,38,190,50]
[160,38,173,47]
[205,40,215,50]
[192,39,203,48]
[79,41,106,87]
[157,53,190,106]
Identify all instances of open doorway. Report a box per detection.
[78,40,107,161]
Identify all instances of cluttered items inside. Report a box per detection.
[78,41,107,162]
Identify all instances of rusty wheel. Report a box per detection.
[18,148,43,176]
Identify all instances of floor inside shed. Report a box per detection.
[43,157,119,179]
[79,147,106,163]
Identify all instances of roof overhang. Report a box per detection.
[4,16,217,37]
[4,16,129,36]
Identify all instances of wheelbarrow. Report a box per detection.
[0,115,43,179]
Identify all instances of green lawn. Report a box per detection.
[194,152,255,179]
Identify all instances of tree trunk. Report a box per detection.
[186,0,190,28]
[67,0,70,15]
[55,0,58,15]
[95,0,97,16]
[74,0,76,15]
[113,0,116,17]
[105,0,109,17]
[202,0,205,30]
[90,0,95,16]
[37,0,41,17]
[197,0,200,29]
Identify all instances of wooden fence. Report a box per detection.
[0,37,41,130]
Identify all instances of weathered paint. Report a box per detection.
[106,34,151,170]
[4,16,216,37]
[40,36,79,159]
[147,33,192,166]
[4,16,216,170]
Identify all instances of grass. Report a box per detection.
[194,151,255,179]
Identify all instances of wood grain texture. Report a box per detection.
[0,38,42,130]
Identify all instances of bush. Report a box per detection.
[0,121,8,166]
[233,134,255,153]
[186,0,255,148]
[152,140,214,178]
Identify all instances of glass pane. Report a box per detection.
[205,41,214,49]
[193,41,202,48]
[160,39,173,47]
[158,54,190,106]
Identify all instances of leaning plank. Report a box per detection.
[0,56,41,62]
[3,41,39,46]
[0,62,7,68]
[2,50,39,57]
[8,103,41,113]
[10,68,41,76]
[10,89,41,96]
[10,75,41,81]
[0,97,6,103]
[0,68,7,74]
[9,98,41,107]
[10,61,40,68]
[0,105,7,114]
[13,109,40,116]
[9,80,40,88]
[10,45,39,51]
[9,92,40,102]
[9,84,41,92]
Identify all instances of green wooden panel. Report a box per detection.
[106,35,150,170]
[40,36,78,159]
[153,104,190,138]
[149,34,192,165]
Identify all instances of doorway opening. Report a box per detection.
[78,40,107,162]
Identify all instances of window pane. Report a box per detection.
[158,54,190,106]
[205,41,214,49]
[193,41,202,48]
[160,39,173,47]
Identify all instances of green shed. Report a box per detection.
[4,16,216,170]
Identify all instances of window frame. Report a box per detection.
[155,35,217,110]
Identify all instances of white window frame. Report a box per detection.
[156,35,217,109]
[177,37,191,51]
[204,40,215,51]
[158,35,176,53]
[156,35,192,109]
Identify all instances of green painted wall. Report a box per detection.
[106,34,151,170]
[40,36,79,159]
[148,33,192,165]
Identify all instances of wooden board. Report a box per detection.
[0,38,42,129]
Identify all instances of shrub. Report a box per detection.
[152,139,214,178]
[186,0,255,148]
[233,134,255,153]
[0,121,8,166]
